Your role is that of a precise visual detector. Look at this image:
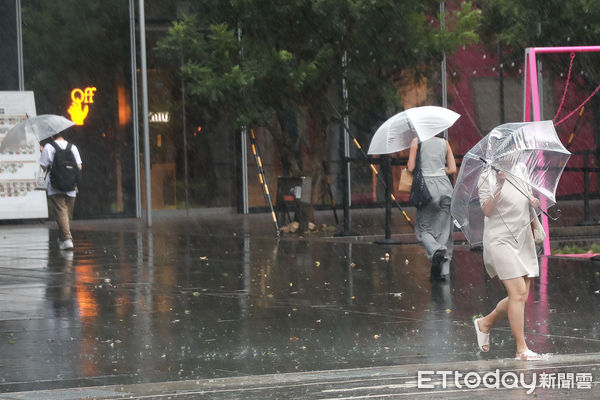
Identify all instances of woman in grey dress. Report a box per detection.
[407,135,456,281]
[473,165,543,361]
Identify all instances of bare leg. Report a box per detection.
[501,276,531,356]
[477,276,531,353]
[477,297,508,352]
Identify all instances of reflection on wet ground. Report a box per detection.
[0,212,599,394]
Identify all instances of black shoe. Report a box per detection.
[432,248,447,264]
[430,248,446,281]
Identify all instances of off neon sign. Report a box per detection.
[68,87,97,125]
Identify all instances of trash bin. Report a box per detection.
[276,176,312,228]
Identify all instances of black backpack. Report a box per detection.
[49,141,79,192]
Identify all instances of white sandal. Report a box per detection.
[515,349,543,361]
[473,318,490,352]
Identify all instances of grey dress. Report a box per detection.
[415,137,454,275]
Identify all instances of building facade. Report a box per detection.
[0,1,597,220]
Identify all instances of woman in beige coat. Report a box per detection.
[473,165,542,360]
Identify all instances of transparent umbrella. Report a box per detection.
[367,106,460,154]
[0,114,74,153]
[451,120,571,245]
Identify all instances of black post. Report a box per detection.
[343,162,350,230]
[336,119,356,236]
[181,56,189,215]
[337,50,357,237]
[337,153,356,236]
[498,41,505,123]
[322,161,339,224]
[384,155,392,239]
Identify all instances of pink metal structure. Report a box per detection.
[523,46,600,318]
[523,45,600,255]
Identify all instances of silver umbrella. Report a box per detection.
[451,120,571,245]
[0,114,75,153]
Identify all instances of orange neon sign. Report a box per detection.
[68,87,97,125]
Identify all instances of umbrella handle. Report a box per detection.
[536,206,561,222]
[479,157,562,222]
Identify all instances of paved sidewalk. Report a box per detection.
[3,352,599,399]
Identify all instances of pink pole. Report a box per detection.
[523,50,532,122]
[524,47,550,255]
[528,50,542,121]
[532,45,600,54]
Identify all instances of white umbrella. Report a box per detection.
[0,114,75,153]
[367,106,461,155]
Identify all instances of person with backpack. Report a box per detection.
[40,134,82,250]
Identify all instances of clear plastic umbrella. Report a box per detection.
[367,106,460,154]
[451,120,571,245]
[0,114,74,153]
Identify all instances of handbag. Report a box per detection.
[409,143,432,207]
[530,206,546,244]
[398,168,413,192]
[35,167,49,191]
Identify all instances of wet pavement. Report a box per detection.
[2,352,598,399]
[0,205,599,398]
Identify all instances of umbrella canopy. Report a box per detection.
[450,120,571,245]
[0,114,74,153]
[367,106,460,154]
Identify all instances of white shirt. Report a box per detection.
[39,139,82,197]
